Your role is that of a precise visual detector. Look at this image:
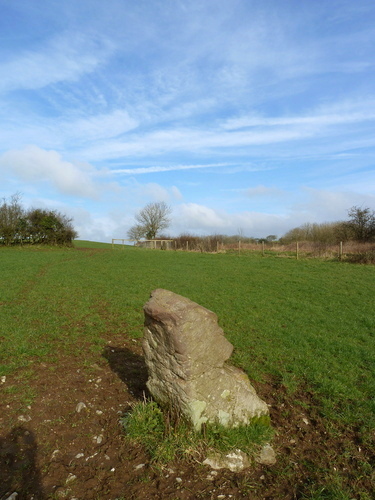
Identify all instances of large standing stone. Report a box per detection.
[142,289,269,430]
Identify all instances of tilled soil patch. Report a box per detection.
[1,335,373,499]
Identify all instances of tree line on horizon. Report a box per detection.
[0,194,77,246]
[280,206,375,245]
[128,201,375,246]
[2,195,374,249]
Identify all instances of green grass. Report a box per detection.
[1,243,374,422]
[74,239,116,249]
[1,242,374,495]
[122,400,273,464]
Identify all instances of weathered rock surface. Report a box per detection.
[203,449,250,472]
[142,289,269,430]
[255,443,277,465]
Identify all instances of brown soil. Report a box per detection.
[1,332,373,500]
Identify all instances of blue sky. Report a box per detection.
[1,0,374,242]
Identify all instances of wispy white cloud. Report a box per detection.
[81,104,375,163]
[66,207,126,243]
[81,127,312,163]
[171,186,183,200]
[62,110,139,143]
[112,163,230,175]
[2,96,374,166]
[0,146,99,198]
[171,202,292,238]
[0,32,113,93]
[245,185,285,198]
[176,203,227,230]
[138,183,182,203]
[222,101,375,130]
[0,108,139,153]
[292,188,375,222]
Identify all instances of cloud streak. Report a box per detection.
[79,100,375,164]
[222,106,375,130]
[0,32,113,93]
[112,163,232,175]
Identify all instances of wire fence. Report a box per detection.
[112,236,375,263]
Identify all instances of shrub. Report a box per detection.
[345,248,375,264]
[0,194,78,246]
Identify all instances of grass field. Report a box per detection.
[1,241,374,498]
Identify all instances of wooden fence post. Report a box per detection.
[296,241,299,260]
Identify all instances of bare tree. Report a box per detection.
[128,202,172,240]
[237,227,245,241]
[127,224,146,241]
[0,193,24,245]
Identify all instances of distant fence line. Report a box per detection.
[111,239,136,249]
[111,238,374,262]
[111,238,173,250]
[137,239,174,250]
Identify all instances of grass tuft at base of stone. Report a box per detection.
[122,399,274,467]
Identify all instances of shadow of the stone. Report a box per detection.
[102,345,149,399]
[0,426,45,500]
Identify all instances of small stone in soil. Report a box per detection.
[66,474,77,484]
[17,415,31,422]
[75,402,87,413]
[5,493,18,500]
[135,463,146,470]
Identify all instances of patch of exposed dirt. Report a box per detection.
[1,333,373,500]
